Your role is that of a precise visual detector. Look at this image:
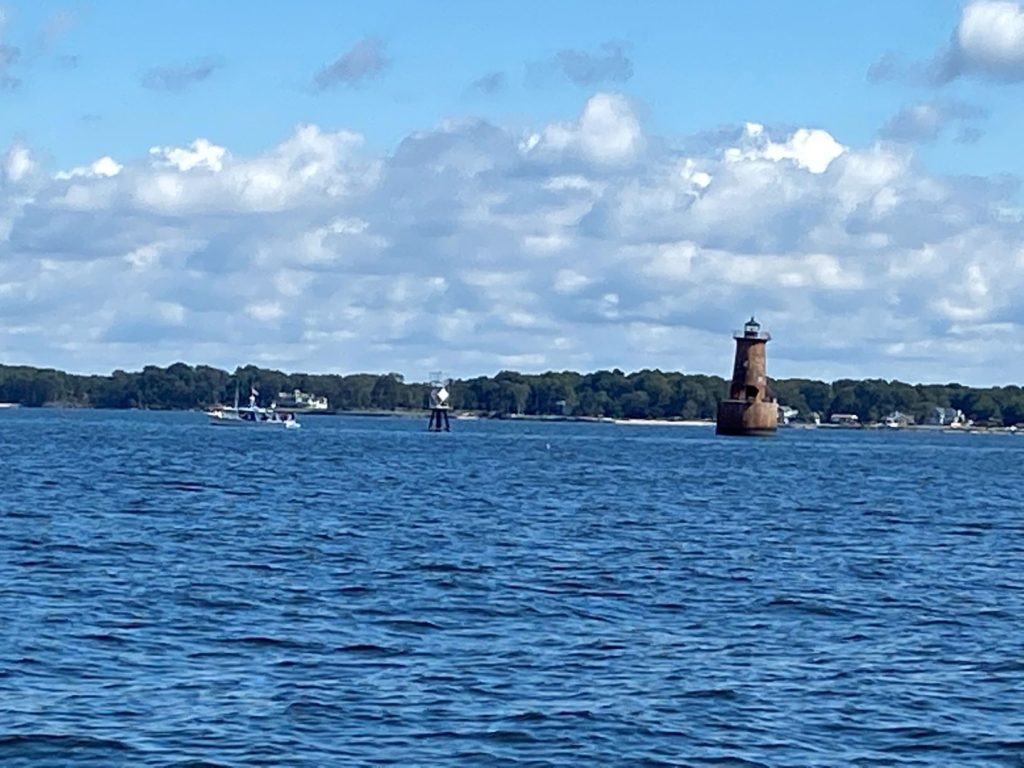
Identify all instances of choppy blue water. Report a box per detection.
[1,410,1023,767]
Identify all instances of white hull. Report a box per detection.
[206,407,300,428]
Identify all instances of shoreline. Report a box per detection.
[613,418,714,427]
[3,405,1021,434]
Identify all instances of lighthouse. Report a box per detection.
[716,317,778,436]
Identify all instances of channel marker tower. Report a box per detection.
[427,372,451,432]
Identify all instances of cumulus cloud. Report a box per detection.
[149,139,226,172]
[2,143,35,182]
[54,156,123,180]
[938,0,1024,82]
[142,57,222,92]
[521,92,644,164]
[722,123,845,174]
[879,100,988,143]
[4,93,1024,383]
[871,0,1024,84]
[314,37,389,90]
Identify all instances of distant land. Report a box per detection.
[0,362,1021,427]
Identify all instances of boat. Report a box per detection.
[207,405,300,428]
[206,386,301,428]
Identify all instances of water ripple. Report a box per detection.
[1,410,1023,765]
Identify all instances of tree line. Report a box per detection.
[1,363,1022,426]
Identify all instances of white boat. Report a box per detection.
[206,386,301,429]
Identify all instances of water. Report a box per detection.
[1,409,1022,767]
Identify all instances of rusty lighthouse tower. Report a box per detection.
[716,317,778,436]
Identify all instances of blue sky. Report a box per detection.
[4,0,1017,174]
[2,1,1024,383]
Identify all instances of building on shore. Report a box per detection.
[925,406,962,426]
[778,404,799,425]
[827,413,861,427]
[273,389,329,413]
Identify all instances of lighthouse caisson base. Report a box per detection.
[715,399,777,436]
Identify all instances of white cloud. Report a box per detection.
[877,0,1024,84]
[119,127,372,215]
[643,242,698,281]
[149,138,226,172]
[246,301,284,322]
[125,244,162,269]
[724,123,846,174]
[3,144,35,182]
[3,95,1024,384]
[498,352,546,368]
[524,92,643,164]
[523,233,569,254]
[553,269,591,294]
[55,156,123,180]
[577,92,643,163]
[953,0,1024,81]
[155,302,187,325]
